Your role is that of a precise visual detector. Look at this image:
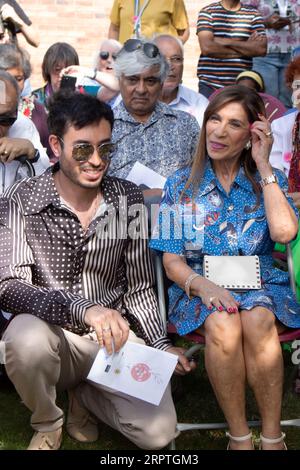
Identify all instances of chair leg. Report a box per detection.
[169,438,176,450]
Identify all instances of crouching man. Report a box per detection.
[0,90,194,450]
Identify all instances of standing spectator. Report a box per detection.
[154,34,208,127]
[197,0,267,97]
[33,42,79,107]
[0,1,39,47]
[243,0,300,108]
[108,0,190,44]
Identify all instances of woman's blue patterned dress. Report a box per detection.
[150,161,300,335]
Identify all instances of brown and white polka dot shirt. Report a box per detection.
[0,164,171,350]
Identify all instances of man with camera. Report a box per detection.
[0,1,39,47]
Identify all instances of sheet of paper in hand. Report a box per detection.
[126,161,167,189]
[87,341,178,405]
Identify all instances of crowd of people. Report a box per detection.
[0,0,300,452]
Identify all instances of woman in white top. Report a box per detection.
[270,55,300,207]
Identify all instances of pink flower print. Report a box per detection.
[283,152,292,163]
[270,35,281,44]
[287,35,296,44]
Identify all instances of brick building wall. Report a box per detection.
[18,1,212,91]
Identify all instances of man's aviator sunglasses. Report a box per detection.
[58,137,115,163]
[119,39,160,59]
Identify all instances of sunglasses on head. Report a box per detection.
[58,137,115,163]
[99,51,117,60]
[0,114,17,127]
[121,39,160,59]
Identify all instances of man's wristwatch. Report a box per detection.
[259,173,278,188]
[87,68,97,80]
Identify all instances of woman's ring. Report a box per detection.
[265,130,273,137]
[209,296,217,303]
[102,325,111,332]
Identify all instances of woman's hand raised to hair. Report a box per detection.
[250,114,273,174]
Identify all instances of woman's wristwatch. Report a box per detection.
[259,173,278,189]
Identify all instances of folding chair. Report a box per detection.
[152,245,300,450]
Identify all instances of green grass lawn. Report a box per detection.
[1,348,300,450]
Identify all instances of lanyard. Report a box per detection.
[276,0,288,17]
[133,0,151,38]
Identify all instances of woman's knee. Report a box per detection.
[241,307,276,341]
[205,314,242,354]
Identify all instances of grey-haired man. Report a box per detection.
[109,38,200,203]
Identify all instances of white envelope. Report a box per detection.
[87,341,177,406]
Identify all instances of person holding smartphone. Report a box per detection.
[33,42,79,108]
[0,1,39,47]
[61,39,122,108]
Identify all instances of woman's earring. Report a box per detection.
[245,140,252,150]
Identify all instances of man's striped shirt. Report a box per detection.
[197,2,266,89]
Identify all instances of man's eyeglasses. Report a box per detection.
[99,51,117,61]
[167,56,184,65]
[121,39,160,59]
[0,114,17,127]
[58,137,115,163]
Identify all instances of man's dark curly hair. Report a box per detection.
[47,90,114,138]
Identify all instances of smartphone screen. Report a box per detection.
[60,75,77,91]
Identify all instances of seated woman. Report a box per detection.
[236,70,287,123]
[33,42,79,107]
[270,56,300,206]
[61,39,121,108]
[150,85,300,450]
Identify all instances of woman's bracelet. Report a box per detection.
[184,273,201,299]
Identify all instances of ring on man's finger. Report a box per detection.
[264,130,273,137]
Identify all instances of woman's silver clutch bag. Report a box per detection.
[204,255,261,291]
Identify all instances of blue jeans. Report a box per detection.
[253,53,292,108]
